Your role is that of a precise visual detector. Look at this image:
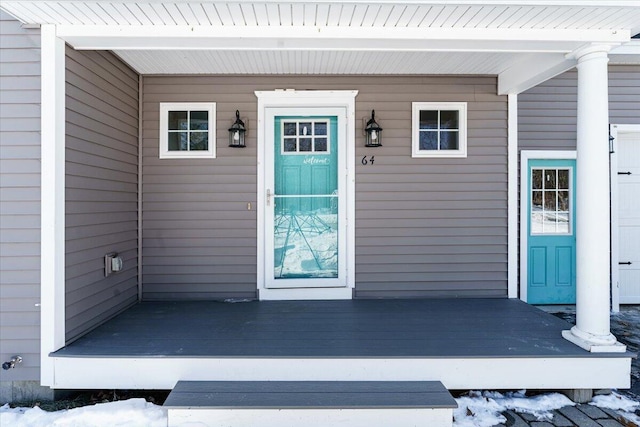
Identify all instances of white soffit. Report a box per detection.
[1,1,639,86]
[2,1,640,32]
[115,50,540,75]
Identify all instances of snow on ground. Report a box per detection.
[611,305,640,401]
[0,399,167,427]
[1,391,637,427]
[453,390,575,427]
[591,391,640,426]
[455,390,640,427]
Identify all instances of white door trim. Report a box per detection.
[519,150,577,303]
[610,124,640,312]
[255,90,357,300]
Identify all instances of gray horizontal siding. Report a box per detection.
[356,77,507,298]
[0,11,41,383]
[142,75,507,300]
[65,47,139,342]
[518,65,640,151]
[608,65,640,124]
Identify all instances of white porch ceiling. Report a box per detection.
[1,1,639,92]
[115,49,542,75]
[3,1,640,31]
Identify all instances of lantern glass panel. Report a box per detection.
[229,129,245,147]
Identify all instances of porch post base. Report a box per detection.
[560,389,593,404]
[562,328,626,353]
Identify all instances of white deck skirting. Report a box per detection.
[50,356,631,390]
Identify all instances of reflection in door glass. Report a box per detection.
[299,138,312,152]
[531,167,571,234]
[274,196,338,279]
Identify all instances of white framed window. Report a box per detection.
[159,102,215,159]
[412,102,467,158]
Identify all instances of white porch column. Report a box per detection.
[562,45,625,353]
[40,24,66,385]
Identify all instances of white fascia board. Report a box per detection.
[498,53,576,95]
[56,25,630,52]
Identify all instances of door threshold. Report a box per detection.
[259,287,353,301]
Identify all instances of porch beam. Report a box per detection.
[498,53,575,95]
[40,24,66,386]
[55,25,629,52]
[561,44,625,353]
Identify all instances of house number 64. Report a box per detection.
[361,156,375,166]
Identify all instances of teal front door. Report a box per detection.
[527,159,577,304]
[265,108,346,289]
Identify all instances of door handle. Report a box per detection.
[266,189,271,206]
[619,261,632,265]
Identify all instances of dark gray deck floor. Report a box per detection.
[53,298,629,359]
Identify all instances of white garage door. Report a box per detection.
[618,130,640,304]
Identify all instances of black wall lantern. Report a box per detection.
[228,110,246,148]
[364,110,382,147]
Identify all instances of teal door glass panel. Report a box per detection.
[274,116,338,279]
[527,159,576,304]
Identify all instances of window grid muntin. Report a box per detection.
[167,110,210,152]
[418,110,460,151]
[281,119,331,155]
[530,167,572,235]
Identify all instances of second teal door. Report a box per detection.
[527,159,577,304]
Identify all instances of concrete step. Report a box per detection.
[165,380,457,427]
